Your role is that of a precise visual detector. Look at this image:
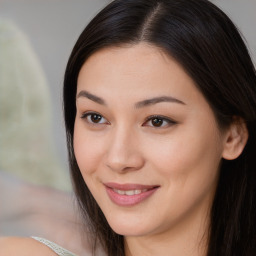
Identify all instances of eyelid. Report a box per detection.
[79,111,176,128]
[80,111,110,125]
[143,115,177,128]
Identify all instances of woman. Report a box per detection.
[1,0,256,255]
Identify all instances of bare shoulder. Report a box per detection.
[0,237,58,256]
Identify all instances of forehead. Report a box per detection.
[77,43,202,105]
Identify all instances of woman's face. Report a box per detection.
[74,43,228,238]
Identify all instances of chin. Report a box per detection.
[107,218,151,237]
[112,227,147,237]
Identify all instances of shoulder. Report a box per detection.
[0,237,58,256]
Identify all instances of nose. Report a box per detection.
[104,126,145,173]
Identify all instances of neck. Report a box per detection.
[124,206,210,256]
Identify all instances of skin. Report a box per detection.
[73,43,247,256]
[0,237,58,256]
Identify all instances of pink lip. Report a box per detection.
[104,182,159,207]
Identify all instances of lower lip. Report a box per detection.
[105,186,158,207]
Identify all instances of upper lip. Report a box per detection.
[104,182,159,190]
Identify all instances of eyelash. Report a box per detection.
[80,112,109,125]
[80,112,177,128]
[143,115,177,128]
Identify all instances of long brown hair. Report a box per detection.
[63,0,256,255]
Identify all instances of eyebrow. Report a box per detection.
[76,90,185,107]
[77,90,106,105]
[135,96,185,108]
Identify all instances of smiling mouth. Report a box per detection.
[104,183,159,206]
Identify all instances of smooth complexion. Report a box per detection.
[74,43,245,256]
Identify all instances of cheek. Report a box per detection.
[144,127,222,223]
[73,122,104,176]
[145,124,223,187]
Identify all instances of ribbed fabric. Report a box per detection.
[31,237,77,256]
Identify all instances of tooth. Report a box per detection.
[113,189,125,195]
[125,190,135,196]
[118,190,125,195]
[112,188,150,196]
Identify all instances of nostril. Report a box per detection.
[105,154,145,173]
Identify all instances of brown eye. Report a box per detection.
[143,115,177,128]
[81,112,108,124]
[151,118,164,127]
[90,114,102,123]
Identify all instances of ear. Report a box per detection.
[222,117,248,160]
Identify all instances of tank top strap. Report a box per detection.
[31,237,77,256]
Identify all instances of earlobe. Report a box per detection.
[222,117,248,160]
